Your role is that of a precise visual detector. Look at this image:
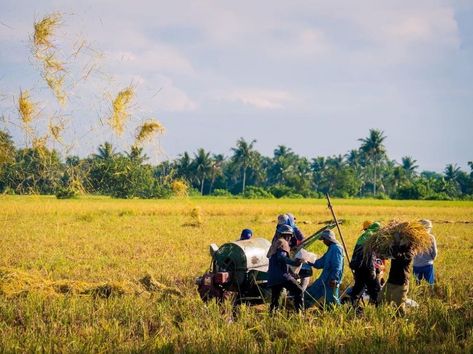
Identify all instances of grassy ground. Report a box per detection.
[0,196,472,353]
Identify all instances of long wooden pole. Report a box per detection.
[325,193,351,265]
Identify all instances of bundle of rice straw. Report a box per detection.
[135,119,165,145]
[363,220,432,259]
[109,87,134,135]
[33,13,61,49]
[18,90,36,125]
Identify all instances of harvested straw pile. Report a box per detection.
[109,87,134,135]
[364,220,432,259]
[135,119,165,145]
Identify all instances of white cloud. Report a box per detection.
[154,83,197,112]
[224,89,294,109]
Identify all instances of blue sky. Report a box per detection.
[1,0,472,171]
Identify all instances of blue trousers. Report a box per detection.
[304,279,340,308]
[413,264,435,285]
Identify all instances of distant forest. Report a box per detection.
[0,128,472,200]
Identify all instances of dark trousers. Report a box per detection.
[270,281,303,313]
[350,268,381,306]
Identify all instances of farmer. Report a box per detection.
[267,224,304,313]
[383,234,415,315]
[270,214,304,249]
[349,221,382,307]
[286,213,305,248]
[239,228,253,241]
[304,229,344,308]
[413,219,438,285]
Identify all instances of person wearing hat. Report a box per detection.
[349,221,382,308]
[413,219,437,285]
[286,213,305,248]
[267,224,304,313]
[239,228,253,241]
[304,229,344,308]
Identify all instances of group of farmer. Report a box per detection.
[240,214,438,315]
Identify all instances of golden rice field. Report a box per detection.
[0,196,472,353]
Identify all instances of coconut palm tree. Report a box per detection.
[401,156,418,180]
[231,138,257,193]
[193,148,212,195]
[444,164,461,182]
[209,154,225,194]
[126,146,148,164]
[93,142,117,160]
[359,129,387,195]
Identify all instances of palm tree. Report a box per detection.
[401,156,418,180]
[126,146,148,164]
[270,145,297,185]
[359,129,387,195]
[175,152,192,182]
[209,154,225,194]
[231,138,257,193]
[93,142,116,160]
[193,148,212,195]
[345,149,365,196]
[444,164,460,182]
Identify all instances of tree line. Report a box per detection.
[0,129,472,200]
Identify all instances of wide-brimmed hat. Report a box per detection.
[420,219,433,231]
[320,229,337,243]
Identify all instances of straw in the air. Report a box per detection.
[135,119,165,144]
[109,87,134,135]
[18,90,36,125]
[33,13,61,49]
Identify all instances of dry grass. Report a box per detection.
[33,13,67,106]
[18,89,37,125]
[171,179,188,198]
[364,220,432,258]
[135,119,165,145]
[49,121,64,141]
[33,13,61,49]
[109,87,134,135]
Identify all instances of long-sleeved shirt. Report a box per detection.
[267,241,299,286]
[413,234,438,267]
[388,244,414,285]
[309,242,344,284]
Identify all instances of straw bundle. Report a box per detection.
[135,119,165,144]
[33,13,61,48]
[109,87,134,135]
[18,90,36,125]
[364,220,432,259]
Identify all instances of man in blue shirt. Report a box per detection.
[304,229,344,308]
